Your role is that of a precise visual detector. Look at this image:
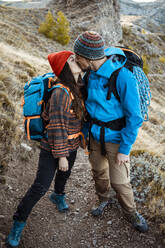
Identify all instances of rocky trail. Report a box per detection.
[0,148,164,248]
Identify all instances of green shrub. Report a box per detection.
[38,11,56,39]
[141,29,146,34]
[130,149,146,157]
[159,34,165,42]
[38,11,70,45]
[142,55,149,75]
[128,45,134,50]
[53,11,70,46]
[157,69,163,74]
[147,35,153,44]
[159,56,165,63]
[122,25,132,36]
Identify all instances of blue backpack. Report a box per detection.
[104,46,152,121]
[22,72,56,141]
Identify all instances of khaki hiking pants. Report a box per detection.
[89,137,136,214]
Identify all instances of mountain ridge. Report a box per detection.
[120,0,165,25]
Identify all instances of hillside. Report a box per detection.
[0,0,122,187]
[120,0,165,27]
[0,1,165,247]
[119,0,165,155]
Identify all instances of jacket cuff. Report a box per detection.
[118,144,132,155]
[52,150,69,159]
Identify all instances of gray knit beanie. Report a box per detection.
[74,31,105,60]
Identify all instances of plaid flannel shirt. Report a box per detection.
[40,87,82,158]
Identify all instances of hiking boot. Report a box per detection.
[91,200,110,217]
[125,211,148,233]
[7,220,26,247]
[49,192,69,212]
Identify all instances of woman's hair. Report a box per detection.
[56,62,84,119]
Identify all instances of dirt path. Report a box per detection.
[0,148,164,248]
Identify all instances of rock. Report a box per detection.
[0,232,6,240]
[70,199,75,204]
[0,176,6,185]
[49,0,122,45]
[0,215,5,220]
[82,212,88,219]
[92,239,97,246]
[7,185,13,190]
[21,143,32,151]
[120,0,165,25]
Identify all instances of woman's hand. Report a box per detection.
[116,153,130,166]
[79,138,85,149]
[59,157,69,171]
[79,137,88,149]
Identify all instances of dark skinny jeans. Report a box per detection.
[13,149,77,222]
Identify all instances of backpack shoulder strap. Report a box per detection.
[54,83,74,101]
[104,68,122,102]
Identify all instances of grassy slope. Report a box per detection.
[0,5,69,182]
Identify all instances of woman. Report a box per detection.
[7,51,85,247]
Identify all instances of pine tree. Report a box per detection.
[38,11,70,46]
[53,11,70,45]
[38,11,56,39]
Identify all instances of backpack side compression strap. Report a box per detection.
[24,116,41,140]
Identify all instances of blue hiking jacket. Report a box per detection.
[83,47,143,155]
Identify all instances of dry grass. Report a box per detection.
[122,25,132,35]
[0,42,50,179]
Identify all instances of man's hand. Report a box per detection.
[59,157,68,171]
[116,152,130,166]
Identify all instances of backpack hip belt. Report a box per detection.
[88,116,126,156]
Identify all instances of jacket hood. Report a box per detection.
[96,47,127,78]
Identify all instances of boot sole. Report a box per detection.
[6,238,19,247]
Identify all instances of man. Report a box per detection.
[73,31,148,233]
